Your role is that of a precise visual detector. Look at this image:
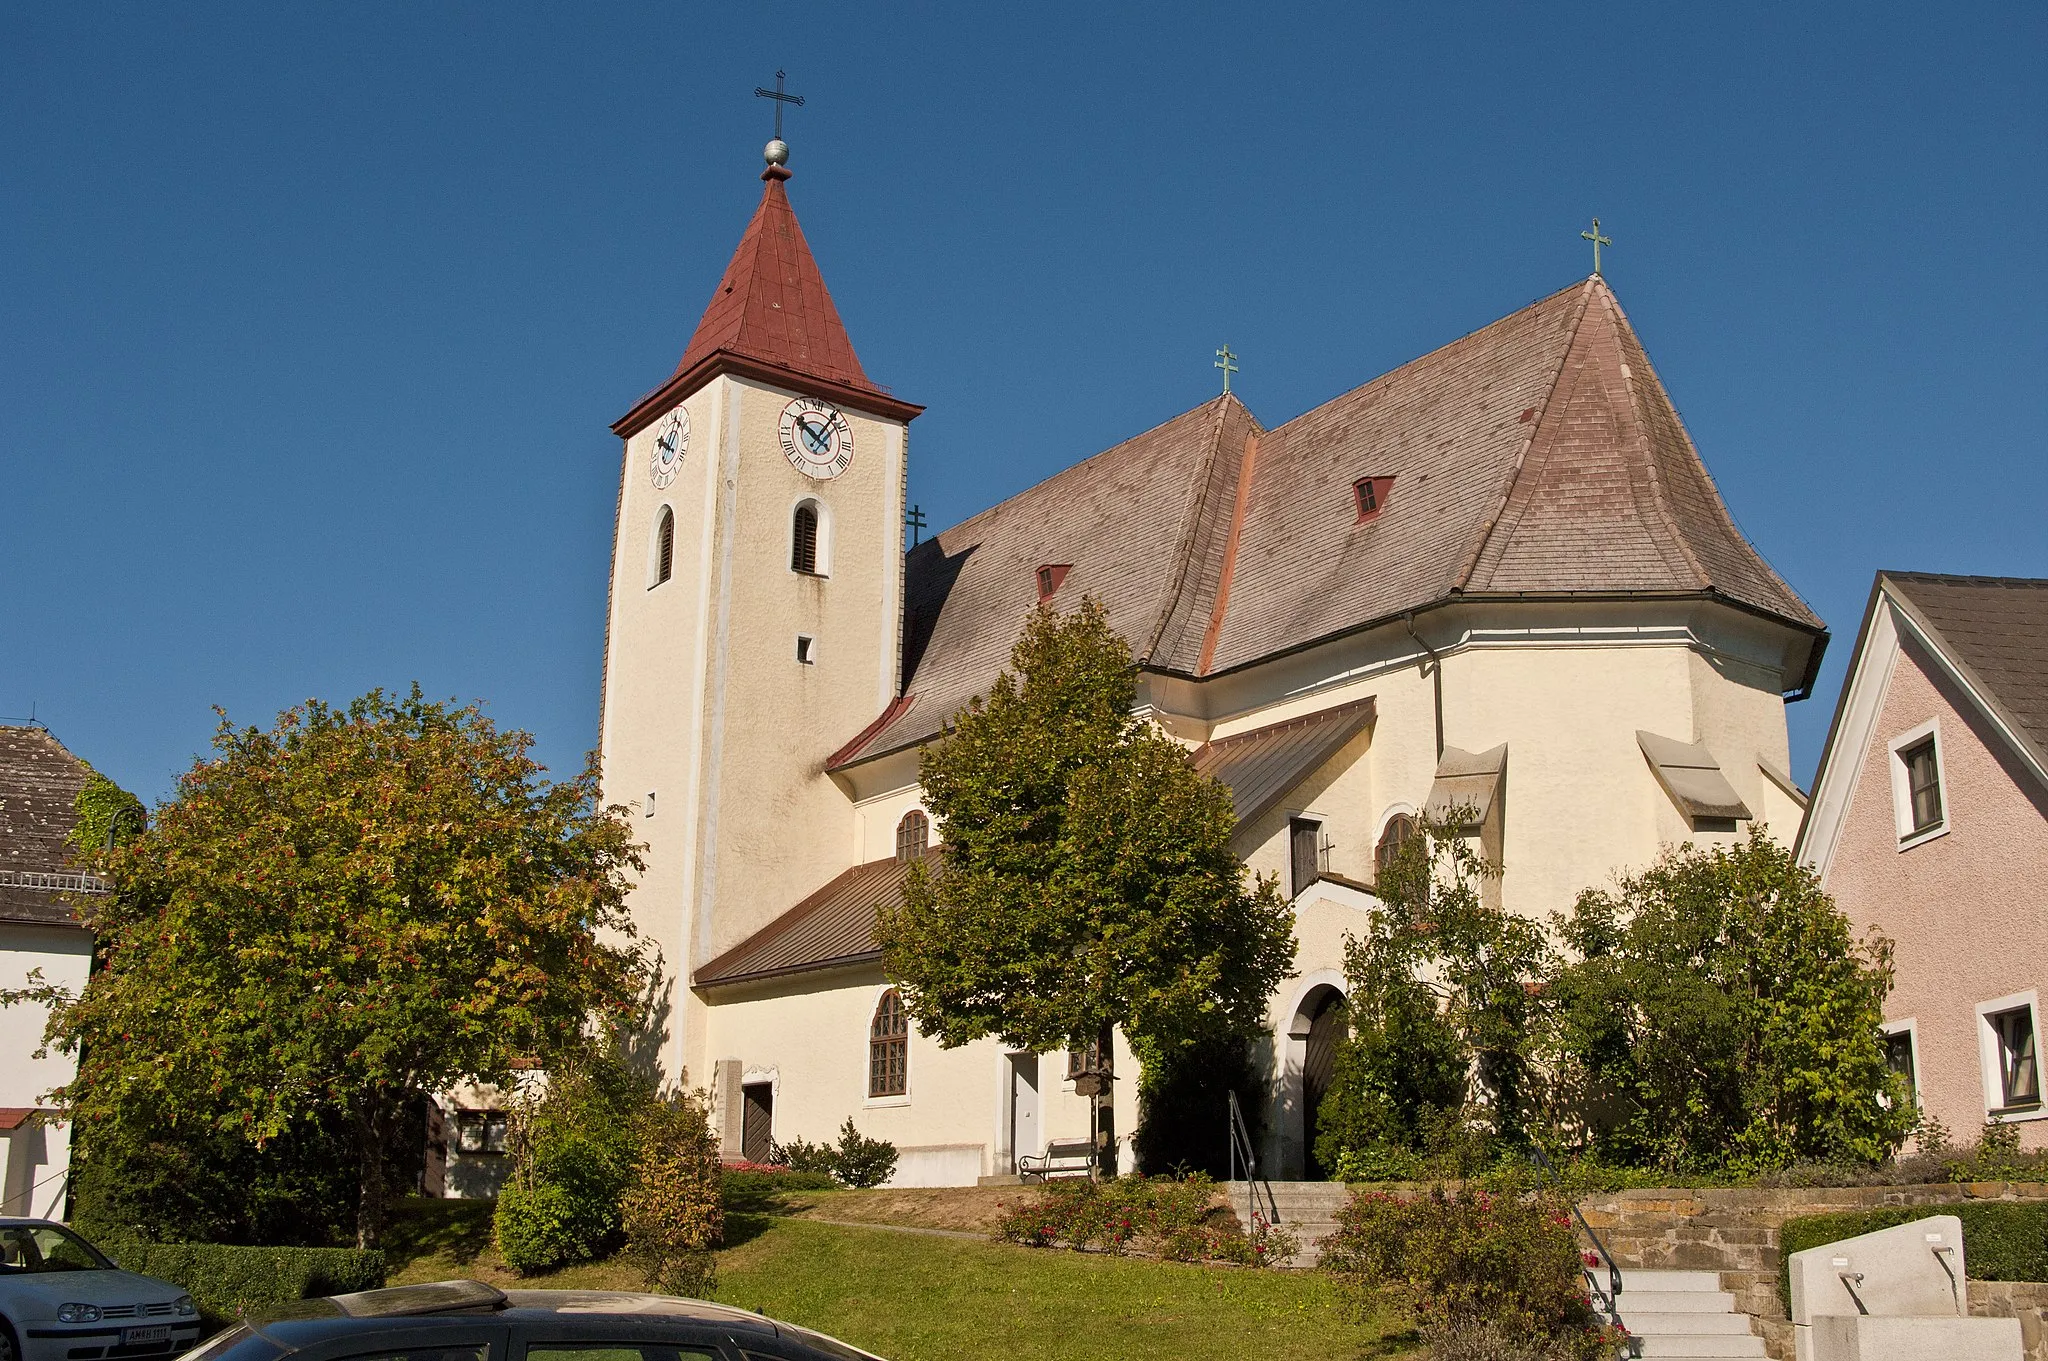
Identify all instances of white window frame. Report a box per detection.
[1974,990,2045,1122]
[790,495,832,578]
[1879,1017,1919,1110]
[863,983,912,1108]
[1887,717,1950,851]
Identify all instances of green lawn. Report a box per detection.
[384,1201,1414,1361]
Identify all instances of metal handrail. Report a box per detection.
[1526,1143,1633,1358]
[1227,1090,1282,1235]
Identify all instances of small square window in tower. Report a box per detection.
[796,635,814,665]
[1352,477,1395,523]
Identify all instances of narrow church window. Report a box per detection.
[895,810,928,862]
[792,503,820,574]
[654,507,675,586]
[869,989,908,1098]
[1375,814,1417,882]
[1289,817,1322,897]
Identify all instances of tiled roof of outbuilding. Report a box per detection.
[0,726,98,928]
[695,849,936,988]
[831,277,1822,768]
[1881,572,2048,776]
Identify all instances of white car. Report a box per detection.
[0,1220,200,1361]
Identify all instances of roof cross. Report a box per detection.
[754,69,805,142]
[1215,344,1238,395]
[1581,217,1612,276]
[905,504,927,548]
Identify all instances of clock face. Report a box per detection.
[779,398,854,480]
[649,407,689,489]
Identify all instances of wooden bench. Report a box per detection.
[1017,1137,1097,1182]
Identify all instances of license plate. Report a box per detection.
[123,1327,170,1345]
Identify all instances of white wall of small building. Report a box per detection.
[0,923,90,1218]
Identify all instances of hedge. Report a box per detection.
[107,1243,386,1325]
[1779,1203,2048,1310]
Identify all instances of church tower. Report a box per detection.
[599,138,922,1084]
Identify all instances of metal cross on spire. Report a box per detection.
[754,69,805,142]
[1581,217,1612,276]
[1215,344,1239,395]
[905,504,928,547]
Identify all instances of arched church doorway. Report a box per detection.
[1299,986,1345,1180]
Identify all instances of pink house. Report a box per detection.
[1798,573,2048,1150]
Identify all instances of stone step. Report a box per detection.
[1622,1269,1728,1293]
[1619,1311,1756,1336]
[1619,1290,1739,1314]
[1635,1338,1765,1359]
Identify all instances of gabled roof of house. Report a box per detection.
[0,726,99,929]
[831,276,1822,768]
[1879,572,2048,778]
[1795,571,2048,874]
[613,166,922,436]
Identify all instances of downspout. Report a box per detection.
[1404,612,1444,759]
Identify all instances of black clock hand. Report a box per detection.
[802,419,832,454]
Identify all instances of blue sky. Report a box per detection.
[5,2,2043,802]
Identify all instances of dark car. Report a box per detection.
[181,1282,882,1361]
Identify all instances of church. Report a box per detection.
[596,137,1826,1185]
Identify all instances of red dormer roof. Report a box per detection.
[614,166,921,437]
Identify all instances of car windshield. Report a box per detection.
[0,1225,115,1274]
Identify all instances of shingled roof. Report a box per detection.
[1881,572,2048,777]
[0,726,100,928]
[832,276,1822,768]
[614,167,922,436]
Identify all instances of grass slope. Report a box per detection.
[384,1199,1413,1361]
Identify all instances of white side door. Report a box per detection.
[1009,1053,1040,1171]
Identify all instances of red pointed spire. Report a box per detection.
[675,164,876,392]
[614,164,921,436]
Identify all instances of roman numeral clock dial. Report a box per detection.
[649,406,689,489]
[779,398,854,480]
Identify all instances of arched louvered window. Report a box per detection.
[869,989,908,1098]
[1375,813,1417,881]
[895,810,928,862]
[654,506,675,586]
[792,503,819,574]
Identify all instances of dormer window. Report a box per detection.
[1353,477,1394,523]
[1036,564,1072,600]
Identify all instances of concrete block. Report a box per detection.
[1809,1315,2021,1360]
[1788,1213,1967,1324]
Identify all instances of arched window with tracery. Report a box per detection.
[653,506,675,586]
[869,989,908,1098]
[791,503,819,574]
[895,810,929,862]
[1375,813,1417,882]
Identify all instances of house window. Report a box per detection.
[1289,817,1322,897]
[869,990,908,1098]
[895,810,928,862]
[653,507,675,586]
[1902,739,1942,834]
[792,503,820,574]
[1990,1005,2041,1112]
[1884,1028,1917,1102]
[1375,814,1417,881]
[455,1111,509,1155]
[1888,720,1947,846]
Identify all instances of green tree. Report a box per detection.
[1315,815,1552,1178]
[1544,828,1911,1173]
[877,600,1295,1172]
[35,687,647,1246]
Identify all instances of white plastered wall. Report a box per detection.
[0,924,89,1217]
